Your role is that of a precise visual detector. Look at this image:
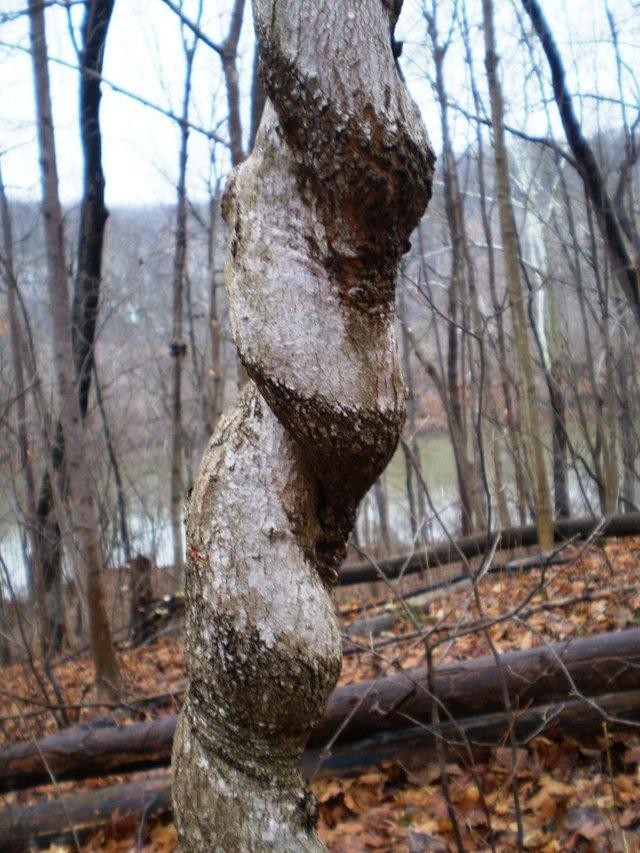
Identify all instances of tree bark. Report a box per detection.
[459,6,525,527]
[72,0,115,419]
[27,0,120,700]
[0,775,172,851]
[0,161,42,612]
[221,0,246,169]
[4,684,640,851]
[93,363,132,563]
[129,554,154,645]
[0,586,10,665]
[373,477,393,555]
[424,5,487,535]
[171,1,435,848]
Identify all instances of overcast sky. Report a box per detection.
[0,0,637,207]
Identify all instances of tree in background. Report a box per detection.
[482,0,554,550]
[27,0,120,700]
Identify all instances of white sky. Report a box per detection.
[0,0,637,206]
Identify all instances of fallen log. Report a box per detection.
[3,688,640,850]
[0,774,171,850]
[2,628,640,793]
[339,512,640,585]
[0,716,176,794]
[312,626,640,745]
[342,577,470,641]
[306,687,640,775]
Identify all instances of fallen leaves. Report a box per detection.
[4,537,640,850]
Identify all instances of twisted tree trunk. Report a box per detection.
[171,1,434,848]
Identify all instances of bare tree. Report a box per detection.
[0,161,43,624]
[520,0,640,326]
[169,2,202,581]
[482,0,554,550]
[422,0,488,534]
[171,0,435,847]
[27,0,120,700]
[30,0,118,653]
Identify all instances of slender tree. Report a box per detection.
[520,0,640,326]
[423,0,487,534]
[27,0,120,700]
[0,161,42,615]
[169,2,201,581]
[482,0,554,550]
[32,0,117,652]
[172,0,435,847]
[73,0,116,418]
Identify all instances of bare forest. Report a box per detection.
[1,0,640,850]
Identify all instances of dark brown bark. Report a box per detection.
[339,511,640,585]
[129,554,154,645]
[310,687,640,778]
[3,626,640,793]
[72,0,115,418]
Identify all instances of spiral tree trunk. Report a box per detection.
[172,1,435,849]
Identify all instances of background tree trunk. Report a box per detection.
[0,162,42,614]
[30,0,117,656]
[171,1,435,848]
[520,0,640,325]
[27,0,120,701]
[169,7,200,582]
[482,0,554,550]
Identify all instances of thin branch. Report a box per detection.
[157,0,223,57]
[446,99,577,168]
[0,38,228,147]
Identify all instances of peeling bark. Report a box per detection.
[171,1,434,848]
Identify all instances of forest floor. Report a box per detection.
[2,536,640,851]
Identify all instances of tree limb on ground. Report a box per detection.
[1,627,639,794]
[2,687,640,850]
